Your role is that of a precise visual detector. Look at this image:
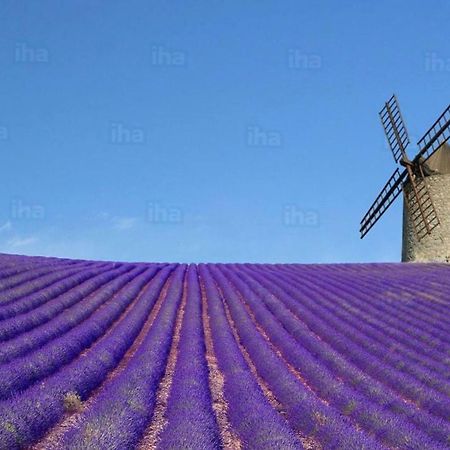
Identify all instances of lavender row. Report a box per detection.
[208,265,388,449]
[241,266,450,421]
[309,264,450,327]
[260,265,450,392]
[0,253,85,272]
[0,266,143,364]
[0,264,128,341]
[221,266,449,448]
[0,255,91,286]
[283,264,450,368]
[0,259,96,297]
[338,266,450,333]
[57,265,187,449]
[329,262,450,306]
[199,265,306,450]
[0,263,94,294]
[0,265,36,282]
[0,265,161,400]
[158,265,221,449]
[0,262,105,312]
[247,265,450,406]
[282,264,450,342]
[269,265,450,381]
[0,264,112,321]
[0,265,175,449]
[304,266,450,372]
[300,264,450,346]
[0,253,78,268]
[239,265,450,440]
[306,264,450,340]
[0,260,72,286]
[258,264,449,378]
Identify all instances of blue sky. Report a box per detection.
[0,1,449,263]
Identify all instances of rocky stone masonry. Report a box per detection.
[402,173,450,262]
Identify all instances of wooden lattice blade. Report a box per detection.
[379,94,410,163]
[403,171,440,241]
[360,168,407,238]
[415,104,450,164]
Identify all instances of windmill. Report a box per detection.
[360,95,450,261]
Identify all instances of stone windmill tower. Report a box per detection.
[360,95,450,262]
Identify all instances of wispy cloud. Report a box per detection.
[0,221,39,253]
[112,216,138,231]
[95,211,111,221]
[0,221,12,234]
[6,236,38,248]
[93,212,139,231]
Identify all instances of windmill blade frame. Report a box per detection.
[414,104,450,163]
[360,168,407,238]
[403,164,440,241]
[379,94,410,163]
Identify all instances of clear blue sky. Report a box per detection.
[0,1,449,263]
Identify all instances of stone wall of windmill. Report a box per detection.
[402,171,450,263]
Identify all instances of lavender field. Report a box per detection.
[0,253,448,449]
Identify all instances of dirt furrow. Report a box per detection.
[138,270,188,449]
[216,281,319,450]
[33,267,171,450]
[224,273,330,409]
[230,276,370,437]
[200,278,242,450]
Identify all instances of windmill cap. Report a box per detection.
[422,142,450,174]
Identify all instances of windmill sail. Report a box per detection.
[415,104,450,163]
[379,95,410,163]
[360,168,407,238]
[403,166,440,240]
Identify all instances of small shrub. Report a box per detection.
[343,400,357,415]
[63,392,82,413]
[3,421,16,433]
